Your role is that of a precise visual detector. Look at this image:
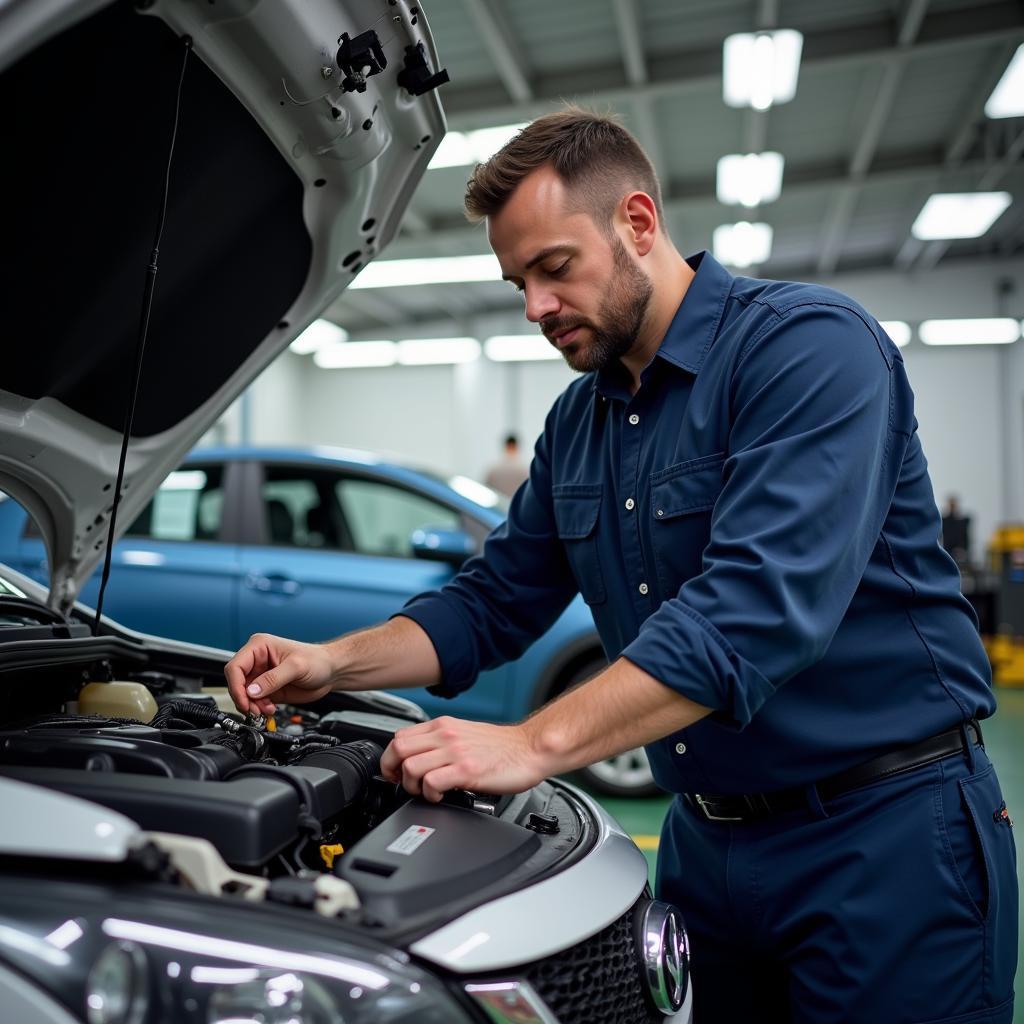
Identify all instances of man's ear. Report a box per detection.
[621,191,658,257]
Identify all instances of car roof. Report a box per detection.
[187,446,506,523]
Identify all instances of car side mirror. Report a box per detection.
[410,527,476,567]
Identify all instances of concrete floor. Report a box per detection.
[593,690,1024,1020]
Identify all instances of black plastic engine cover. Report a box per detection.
[0,765,298,870]
[338,799,540,925]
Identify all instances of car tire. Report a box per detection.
[556,658,663,799]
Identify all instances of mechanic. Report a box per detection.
[226,109,1018,1023]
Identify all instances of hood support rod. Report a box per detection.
[93,34,192,636]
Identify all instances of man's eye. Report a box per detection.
[548,261,570,278]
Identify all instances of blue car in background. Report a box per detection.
[0,445,657,796]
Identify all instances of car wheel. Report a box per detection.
[556,658,662,798]
[574,747,660,798]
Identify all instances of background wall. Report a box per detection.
[208,256,1024,565]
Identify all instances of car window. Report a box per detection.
[125,466,225,542]
[335,478,460,558]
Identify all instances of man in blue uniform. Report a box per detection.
[226,110,1017,1022]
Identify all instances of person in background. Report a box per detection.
[941,493,973,567]
[484,432,529,498]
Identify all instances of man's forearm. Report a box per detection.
[521,657,712,777]
[326,615,442,692]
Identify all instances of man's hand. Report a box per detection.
[224,633,336,715]
[382,716,549,802]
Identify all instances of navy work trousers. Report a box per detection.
[656,745,1018,1023]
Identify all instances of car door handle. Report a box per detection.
[245,573,301,597]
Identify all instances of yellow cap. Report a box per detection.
[319,844,344,869]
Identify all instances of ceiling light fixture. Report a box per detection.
[484,335,562,362]
[397,337,481,365]
[313,341,397,368]
[289,319,348,354]
[879,321,911,348]
[723,30,803,110]
[919,319,1020,346]
[349,255,503,289]
[713,222,773,268]
[716,152,785,207]
[428,123,529,169]
[910,192,1012,240]
[985,44,1024,118]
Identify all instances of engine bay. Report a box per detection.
[0,647,592,944]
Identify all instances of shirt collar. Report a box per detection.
[592,250,734,398]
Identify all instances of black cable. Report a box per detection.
[93,36,192,635]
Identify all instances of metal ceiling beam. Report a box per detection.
[815,0,930,275]
[442,3,1024,129]
[460,0,533,103]
[609,0,667,185]
[611,0,647,87]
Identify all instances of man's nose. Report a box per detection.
[523,283,560,324]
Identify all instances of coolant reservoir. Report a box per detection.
[78,681,158,722]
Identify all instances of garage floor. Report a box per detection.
[593,689,1024,1019]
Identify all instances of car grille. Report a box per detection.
[518,905,658,1024]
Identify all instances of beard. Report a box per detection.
[541,237,654,374]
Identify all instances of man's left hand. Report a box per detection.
[381,716,548,801]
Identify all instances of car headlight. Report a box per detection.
[203,969,337,1024]
[86,941,149,1024]
[0,888,470,1024]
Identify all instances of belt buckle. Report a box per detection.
[693,794,743,823]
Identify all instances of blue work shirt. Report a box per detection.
[400,251,995,795]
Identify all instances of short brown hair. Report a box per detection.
[463,107,663,231]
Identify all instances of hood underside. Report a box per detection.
[0,0,445,612]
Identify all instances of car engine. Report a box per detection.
[0,668,590,939]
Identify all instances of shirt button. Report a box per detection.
[675,742,687,755]
[638,582,649,595]
[628,413,640,425]
[656,509,665,517]
[625,498,635,511]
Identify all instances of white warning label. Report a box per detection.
[386,825,436,855]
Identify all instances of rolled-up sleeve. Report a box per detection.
[623,304,902,729]
[398,405,580,697]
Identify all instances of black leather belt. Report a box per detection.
[685,720,983,824]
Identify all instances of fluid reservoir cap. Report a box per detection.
[525,812,560,835]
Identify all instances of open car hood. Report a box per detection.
[0,0,446,614]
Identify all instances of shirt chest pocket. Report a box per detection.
[650,453,725,594]
[552,484,607,606]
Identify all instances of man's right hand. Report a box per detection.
[224,633,337,715]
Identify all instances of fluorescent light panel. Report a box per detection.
[289,319,348,354]
[911,192,1012,240]
[919,319,1020,346]
[397,337,481,365]
[879,321,911,348]
[713,222,773,267]
[484,335,562,362]
[428,123,528,169]
[985,44,1024,118]
[717,152,784,207]
[350,255,502,289]
[723,30,803,110]
[313,341,397,368]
